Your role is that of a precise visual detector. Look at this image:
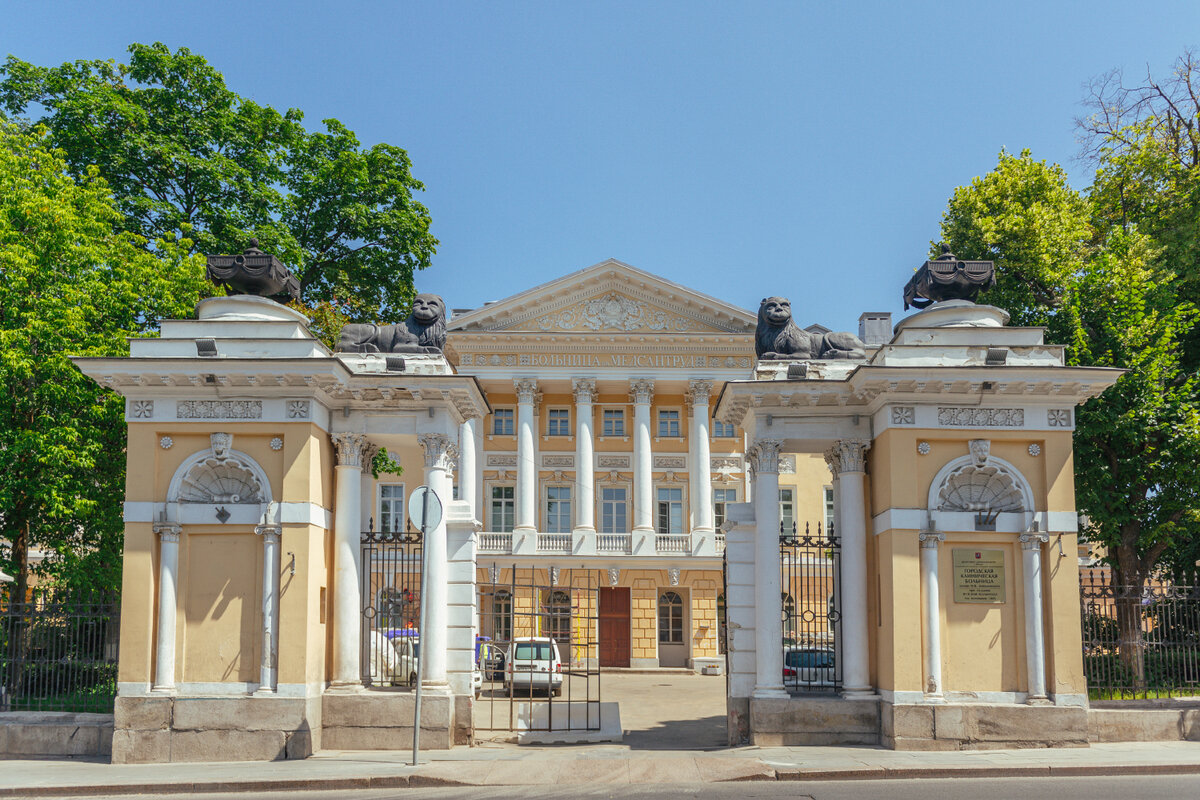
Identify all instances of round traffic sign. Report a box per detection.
[407,486,443,532]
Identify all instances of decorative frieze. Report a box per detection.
[543,455,574,469]
[778,455,796,474]
[936,407,1024,428]
[598,455,631,469]
[891,406,915,425]
[653,455,686,470]
[177,400,263,420]
[487,454,518,467]
[287,400,311,419]
[1048,409,1072,427]
[131,400,154,419]
[711,456,742,477]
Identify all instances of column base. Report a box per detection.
[514,525,537,534]
[1026,695,1052,706]
[419,680,453,696]
[632,526,654,534]
[752,685,790,700]
[325,680,365,694]
[252,686,277,697]
[572,526,596,534]
[841,688,878,700]
[922,693,946,705]
[150,685,176,695]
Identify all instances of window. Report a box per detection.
[602,409,625,437]
[543,589,572,647]
[712,419,736,438]
[656,487,684,534]
[658,591,684,644]
[491,589,512,642]
[824,486,835,537]
[547,408,570,436]
[601,487,628,533]
[491,485,515,532]
[378,484,405,532]
[779,488,794,535]
[713,488,737,529]
[657,409,681,438]
[492,408,514,436]
[546,486,572,533]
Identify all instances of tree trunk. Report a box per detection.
[1115,588,1147,693]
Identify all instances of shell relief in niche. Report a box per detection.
[936,464,1026,513]
[177,457,265,504]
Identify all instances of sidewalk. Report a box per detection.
[2,741,1200,796]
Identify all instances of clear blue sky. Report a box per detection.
[4,1,1193,330]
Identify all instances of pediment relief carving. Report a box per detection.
[529,292,702,333]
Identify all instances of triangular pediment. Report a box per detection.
[448,259,756,335]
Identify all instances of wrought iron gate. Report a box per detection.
[475,565,601,735]
[780,521,842,692]
[360,527,423,688]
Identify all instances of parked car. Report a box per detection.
[479,640,506,680]
[783,646,835,688]
[368,630,419,687]
[504,637,563,697]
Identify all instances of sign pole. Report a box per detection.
[411,486,432,767]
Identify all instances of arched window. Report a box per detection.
[491,589,513,642]
[658,591,684,644]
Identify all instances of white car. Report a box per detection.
[783,646,836,689]
[504,637,563,697]
[368,631,419,687]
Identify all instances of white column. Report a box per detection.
[418,433,459,692]
[631,379,655,533]
[255,523,282,694]
[919,526,945,702]
[514,378,539,533]
[688,380,715,533]
[151,522,181,692]
[749,438,787,698]
[830,439,874,698]
[573,379,597,533]
[329,432,365,690]
[459,417,479,520]
[1021,530,1050,703]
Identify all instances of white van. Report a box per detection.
[504,637,563,697]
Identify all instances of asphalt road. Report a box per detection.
[25,775,1198,800]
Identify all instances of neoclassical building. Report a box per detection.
[74,255,1119,761]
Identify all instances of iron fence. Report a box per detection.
[0,587,119,713]
[780,521,842,693]
[1080,569,1200,699]
[361,527,423,689]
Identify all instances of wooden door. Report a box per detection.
[598,587,631,667]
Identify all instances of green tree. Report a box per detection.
[0,122,208,597]
[0,42,437,325]
[940,151,1200,685]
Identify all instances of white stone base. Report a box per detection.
[513,701,622,744]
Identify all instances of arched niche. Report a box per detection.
[926,448,1034,516]
[166,433,273,523]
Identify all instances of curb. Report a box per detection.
[4,761,1200,796]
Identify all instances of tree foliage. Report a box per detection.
[940,147,1200,589]
[0,122,208,595]
[0,42,437,324]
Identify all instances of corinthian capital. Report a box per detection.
[572,378,598,404]
[827,439,870,475]
[514,378,541,406]
[629,379,654,405]
[331,433,366,468]
[748,439,785,474]
[687,379,714,408]
[418,433,459,471]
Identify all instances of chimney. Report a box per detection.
[858,312,892,345]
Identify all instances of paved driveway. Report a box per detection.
[473,671,728,750]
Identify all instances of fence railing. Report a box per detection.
[780,521,841,693]
[1080,569,1200,699]
[0,587,120,713]
[361,528,423,689]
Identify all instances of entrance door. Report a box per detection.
[657,589,689,668]
[598,587,631,667]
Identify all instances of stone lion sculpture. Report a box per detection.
[334,293,448,354]
[754,297,866,361]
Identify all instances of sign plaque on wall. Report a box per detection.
[952,549,1006,604]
